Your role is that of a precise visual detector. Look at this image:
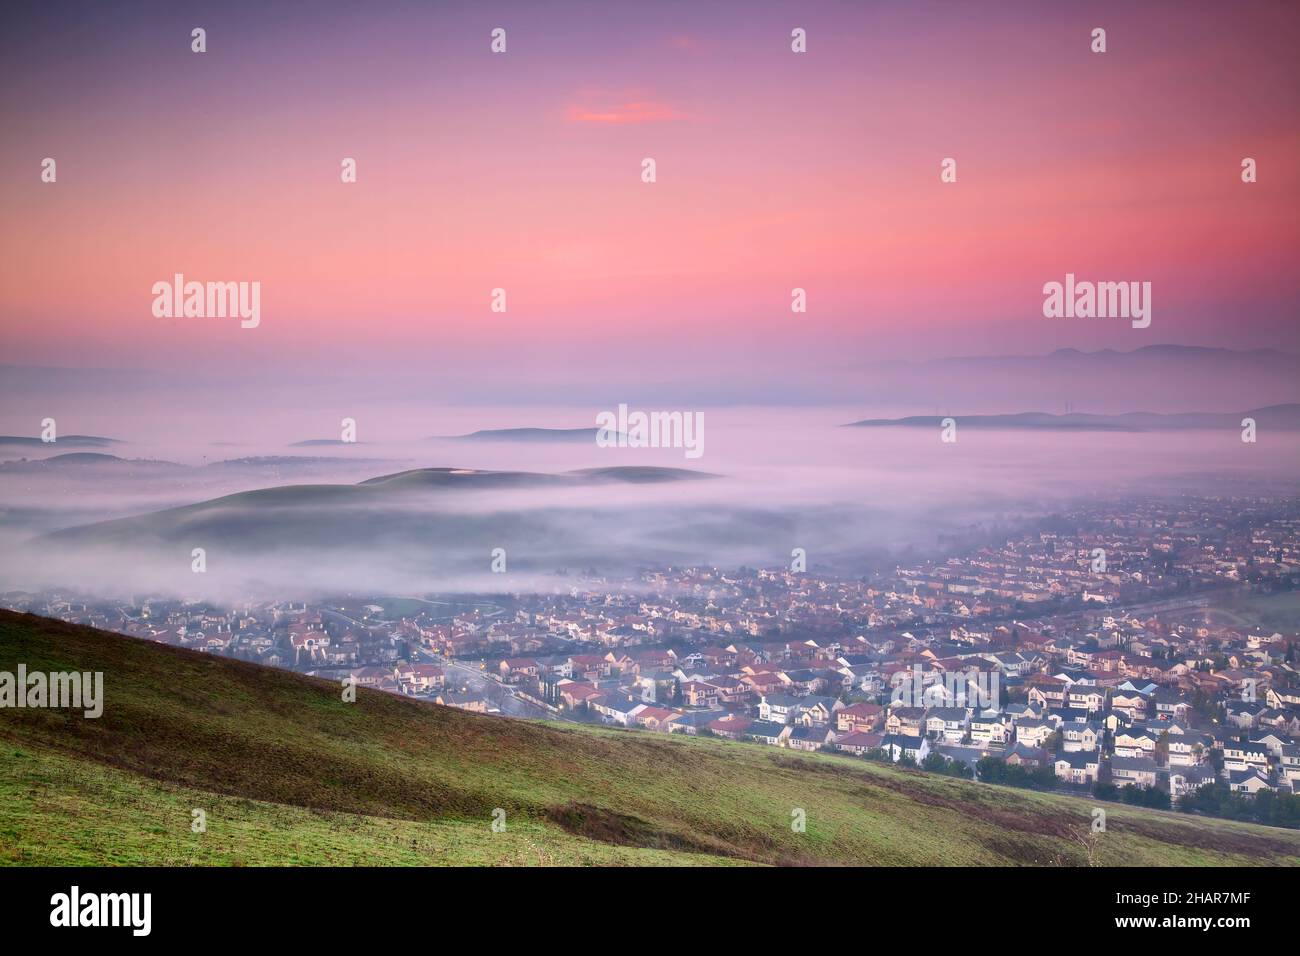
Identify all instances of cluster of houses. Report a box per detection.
[491,632,1300,800]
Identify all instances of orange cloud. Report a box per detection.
[565,96,684,125]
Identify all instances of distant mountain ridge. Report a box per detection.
[841,345,1300,415]
[922,344,1299,366]
[847,403,1300,431]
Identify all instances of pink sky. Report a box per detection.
[2,0,1298,390]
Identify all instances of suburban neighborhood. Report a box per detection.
[7,493,1300,828]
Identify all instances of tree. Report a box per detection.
[921,752,974,779]
[1092,782,1119,802]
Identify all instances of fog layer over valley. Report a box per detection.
[3,399,1297,603]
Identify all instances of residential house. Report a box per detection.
[1227,768,1274,795]
[1027,679,1068,710]
[497,658,540,683]
[1060,721,1102,753]
[1222,741,1272,774]
[1266,687,1300,709]
[1114,726,1159,760]
[788,725,832,752]
[1004,742,1049,767]
[880,733,931,763]
[707,714,753,740]
[925,706,971,743]
[1111,756,1159,788]
[1248,731,1293,760]
[568,654,610,681]
[1167,733,1212,768]
[629,704,681,732]
[1054,751,1100,785]
[792,696,839,727]
[885,706,927,736]
[1066,686,1108,713]
[395,663,444,694]
[556,680,603,710]
[1279,744,1300,791]
[834,731,885,756]
[1111,690,1150,721]
[590,692,641,726]
[1015,718,1053,748]
[1224,700,1267,730]
[836,701,883,733]
[969,711,1010,745]
[759,693,801,724]
[1150,687,1191,722]
[1169,765,1217,799]
[746,720,792,747]
[680,680,721,708]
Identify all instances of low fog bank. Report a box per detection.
[2,407,1298,604]
[5,345,1298,413]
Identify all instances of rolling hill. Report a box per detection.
[442,427,612,443]
[13,463,811,594]
[0,435,122,449]
[356,465,707,490]
[44,465,711,538]
[40,465,713,548]
[2,611,1297,866]
[0,452,183,470]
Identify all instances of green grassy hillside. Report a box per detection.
[2,610,1297,866]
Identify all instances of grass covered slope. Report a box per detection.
[2,610,1298,867]
[0,747,734,866]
